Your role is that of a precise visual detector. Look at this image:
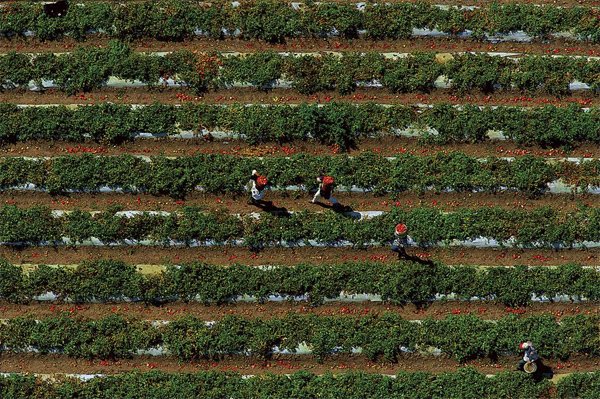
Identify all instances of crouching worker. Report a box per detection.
[248,169,269,205]
[311,175,338,206]
[517,341,540,373]
[391,223,409,260]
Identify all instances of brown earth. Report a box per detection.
[0,353,596,375]
[0,137,598,158]
[4,0,598,5]
[0,88,596,107]
[0,191,597,212]
[3,36,600,56]
[0,301,597,321]
[1,246,598,267]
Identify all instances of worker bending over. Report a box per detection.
[311,175,338,206]
[248,169,269,205]
[391,223,409,259]
[517,341,540,372]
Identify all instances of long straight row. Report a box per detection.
[2,43,599,95]
[0,153,597,196]
[1,0,598,42]
[2,260,598,306]
[0,205,600,247]
[1,313,598,362]
[1,369,597,399]
[2,103,598,148]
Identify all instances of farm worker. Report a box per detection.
[311,175,338,205]
[391,223,409,259]
[517,341,540,372]
[248,169,269,205]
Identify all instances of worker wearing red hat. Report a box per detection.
[391,223,409,259]
[248,169,269,205]
[517,341,540,373]
[311,175,338,205]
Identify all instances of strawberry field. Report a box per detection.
[0,0,599,398]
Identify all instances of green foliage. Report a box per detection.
[0,151,594,197]
[1,102,597,149]
[0,205,598,249]
[0,313,597,362]
[1,1,598,43]
[15,368,600,399]
[3,260,598,307]
[1,45,599,95]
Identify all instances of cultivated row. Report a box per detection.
[3,260,598,306]
[0,153,597,196]
[0,313,597,361]
[2,103,598,149]
[1,1,598,42]
[2,45,599,95]
[0,206,600,247]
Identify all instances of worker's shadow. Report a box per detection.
[532,361,554,382]
[311,202,356,216]
[250,200,291,216]
[399,253,435,266]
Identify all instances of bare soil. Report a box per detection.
[1,137,598,158]
[0,88,596,107]
[1,301,597,321]
[0,353,596,375]
[0,191,596,212]
[3,36,600,56]
[1,246,598,267]
[3,0,598,5]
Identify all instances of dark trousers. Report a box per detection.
[391,244,407,259]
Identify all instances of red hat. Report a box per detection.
[519,342,530,350]
[257,175,268,186]
[322,176,334,186]
[395,223,408,235]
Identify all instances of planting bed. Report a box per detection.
[1,1,599,397]
[1,260,598,306]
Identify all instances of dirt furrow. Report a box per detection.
[0,302,597,321]
[0,353,596,375]
[0,88,595,107]
[1,246,597,267]
[4,0,598,6]
[0,137,598,158]
[3,36,600,56]
[0,191,596,212]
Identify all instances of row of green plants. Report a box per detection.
[0,152,597,197]
[0,205,600,248]
[2,369,599,399]
[2,42,599,95]
[2,102,598,149]
[1,0,598,43]
[2,260,598,306]
[0,313,597,361]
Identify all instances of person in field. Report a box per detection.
[311,175,338,206]
[391,223,409,259]
[248,169,269,205]
[517,341,540,372]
